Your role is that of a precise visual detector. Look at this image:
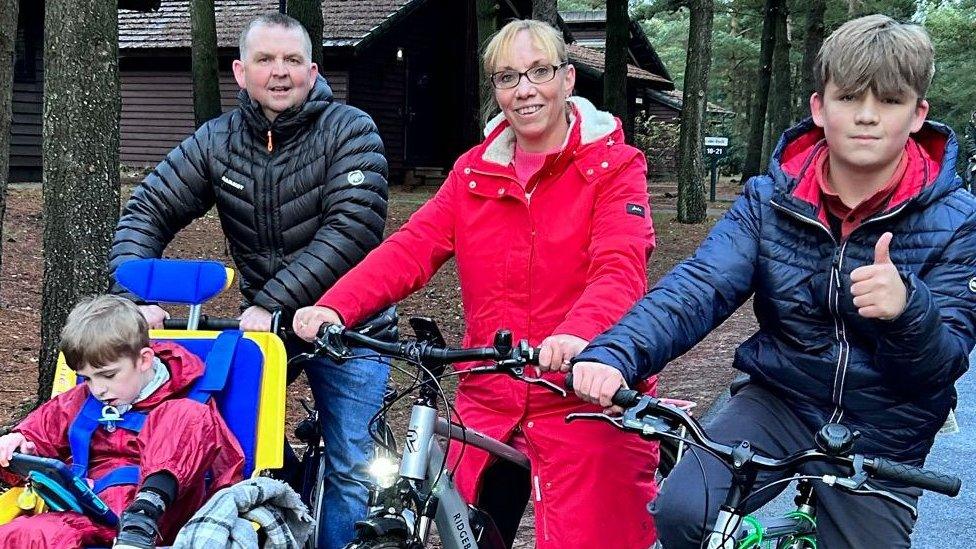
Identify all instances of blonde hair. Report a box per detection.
[482,19,567,75]
[814,14,934,101]
[60,295,150,371]
[480,20,569,124]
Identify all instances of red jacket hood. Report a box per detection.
[465,95,626,176]
[133,341,206,408]
[778,123,946,211]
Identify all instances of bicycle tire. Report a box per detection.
[343,534,412,549]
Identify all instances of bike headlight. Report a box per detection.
[368,456,399,489]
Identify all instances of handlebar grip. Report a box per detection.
[564,373,642,408]
[162,317,241,330]
[870,457,961,497]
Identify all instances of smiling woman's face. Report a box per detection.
[493,30,575,153]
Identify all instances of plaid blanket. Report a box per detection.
[172,477,314,548]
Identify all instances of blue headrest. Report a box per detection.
[174,337,264,477]
[115,259,228,306]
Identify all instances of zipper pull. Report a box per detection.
[266,130,274,153]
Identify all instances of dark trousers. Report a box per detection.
[651,384,920,548]
[477,458,531,548]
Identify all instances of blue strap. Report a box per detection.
[68,396,148,478]
[187,330,242,403]
[93,465,141,493]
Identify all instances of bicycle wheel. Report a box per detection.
[343,534,412,549]
[304,448,328,549]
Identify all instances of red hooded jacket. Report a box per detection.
[319,97,659,548]
[0,342,244,547]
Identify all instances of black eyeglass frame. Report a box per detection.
[488,62,569,90]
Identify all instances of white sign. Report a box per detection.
[704,136,730,147]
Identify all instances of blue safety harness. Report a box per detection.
[66,330,244,494]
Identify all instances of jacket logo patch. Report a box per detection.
[626,203,646,217]
[969,277,976,293]
[347,170,365,186]
[220,175,244,191]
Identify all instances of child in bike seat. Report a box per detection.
[0,295,244,549]
[572,14,976,548]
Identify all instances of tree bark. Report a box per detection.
[287,0,324,68]
[476,0,498,125]
[531,0,558,27]
[190,0,221,127]
[40,0,121,398]
[740,0,779,183]
[0,0,19,298]
[676,0,714,224]
[603,0,628,124]
[768,2,791,145]
[800,0,825,102]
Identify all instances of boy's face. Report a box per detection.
[75,347,155,407]
[811,82,929,175]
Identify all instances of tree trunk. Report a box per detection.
[603,0,628,125]
[768,3,791,145]
[740,0,779,183]
[0,0,19,298]
[287,0,324,68]
[531,0,558,27]
[676,0,714,224]
[800,0,825,102]
[40,0,121,399]
[476,0,498,125]
[190,0,221,127]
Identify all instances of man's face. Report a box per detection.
[233,24,318,122]
[75,347,155,407]
[811,81,928,176]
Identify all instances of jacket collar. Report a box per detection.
[134,341,205,409]
[769,117,962,219]
[239,75,333,145]
[478,96,619,167]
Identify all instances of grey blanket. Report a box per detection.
[173,477,314,549]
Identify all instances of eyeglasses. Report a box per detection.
[489,63,568,90]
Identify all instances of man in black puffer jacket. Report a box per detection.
[109,14,392,549]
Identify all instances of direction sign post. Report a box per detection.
[703,136,730,202]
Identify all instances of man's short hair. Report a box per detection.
[814,14,934,101]
[238,13,313,62]
[60,295,150,371]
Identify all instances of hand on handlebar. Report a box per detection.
[293,305,344,342]
[138,304,170,329]
[538,334,587,373]
[0,433,36,468]
[239,305,273,332]
[571,361,628,414]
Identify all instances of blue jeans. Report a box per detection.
[298,346,390,549]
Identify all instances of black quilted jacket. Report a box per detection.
[110,76,389,319]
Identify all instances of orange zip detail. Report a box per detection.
[266,130,274,152]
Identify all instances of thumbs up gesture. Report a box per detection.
[850,232,908,320]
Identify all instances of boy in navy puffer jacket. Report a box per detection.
[571,14,976,548]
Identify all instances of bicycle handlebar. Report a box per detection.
[564,374,961,497]
[317,324,541,367]
[162,316,242,331]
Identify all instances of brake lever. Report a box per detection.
[565,412,624,429]
[495,360,567,397]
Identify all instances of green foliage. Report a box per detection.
[632,112,682,178]
[924,1,976,141]
[559,0,976,175]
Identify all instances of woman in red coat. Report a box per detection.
[294,19,658,548]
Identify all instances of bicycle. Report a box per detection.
[565,376,962,549]
[295,317,567,549]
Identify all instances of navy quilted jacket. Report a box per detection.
[577,119,976,463]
